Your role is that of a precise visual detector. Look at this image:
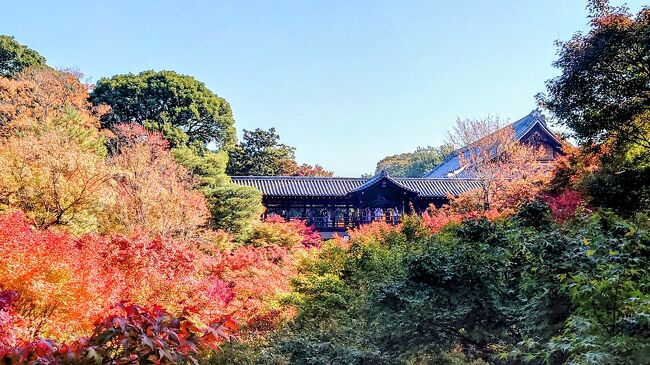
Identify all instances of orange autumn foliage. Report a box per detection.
[103,123,210,239]
[0,67,105,134]
[249,215,321,249]
[0,212,106,340]
[0,69,114,234]
[217,245,298,327]
[420,207,464,234]
[0,211,301,343]
[548,144,606,192]
[348,221,398,245]
[446,116,552,212]
[0,124,112,233]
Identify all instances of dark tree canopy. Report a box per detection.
[540,5,650,151]
[90,70,236,150]
[0,35,46,77]
[376,144,454,177]
[541,3,650,215]
[226,127,332,177]
[227,128,296,176]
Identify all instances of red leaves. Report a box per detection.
[0,303,237,364]
[0,211,301,345]
[543,189,586,224]
[0,291,19,349]
[111,123,170,153]
[421,208,464,234]
[0,212,219,340]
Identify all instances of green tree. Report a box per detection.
[0,35,46,77]
[375,144,453,177]
[173,146,263,239]
[90,70,236,149]
[540,3,650,214]
[246,204,649,364]
[540,4,650,155]
[227,128,297,176]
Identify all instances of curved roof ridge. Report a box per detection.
[348,169,420,195]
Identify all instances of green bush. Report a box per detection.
[229,204,650,364]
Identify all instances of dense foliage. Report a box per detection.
[0,303,237,364]
[0,35,46,77]
[541,4,650,215]
[1,3,649,363]
[221,204,649,365]
[91,70,237,149]
[104,123,211,238]
[376,144,454,177]
[0,67,112,233]
[542,5,649,151]
[0,60,319,363]
[172,144,264,239]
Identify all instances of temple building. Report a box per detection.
[424,109,564,178]
[232,110,564,235]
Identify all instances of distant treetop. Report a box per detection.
[375,144,453,177]
[90,70,237,150]
[0,35,46,77]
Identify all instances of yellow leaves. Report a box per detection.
[583,240,594,257]
[0,123,113,234]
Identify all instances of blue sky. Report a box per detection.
[2,1,645,176]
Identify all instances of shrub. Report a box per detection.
[248,216,321,249]
[0,303,237,364]
[0,211,296,341]
[542,188,585,224]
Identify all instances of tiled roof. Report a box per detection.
[424,110,561,178]
[348,170,420,195]
[231,175,481,198]
[395,178,481,197]
[232,176,366,197]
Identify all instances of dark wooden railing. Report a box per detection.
[305,215,401,231]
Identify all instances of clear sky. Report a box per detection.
[1,1,645,176]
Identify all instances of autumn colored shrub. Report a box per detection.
[248,215,321,249]
[0,109,112,234]
[0,212,220,340]
[0,211,300,344]
[0,67,103,133]
[0,303,237,364]
[547,144,605,193]
[0,291,20,349]
[102,123,209,238]
[0,69,114,234]
[0,212,106,340]
[542,188,585,224]
[217,244,299,328]
[418,202,505,237]
[347,220,397,245]
[421,206,464,234]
